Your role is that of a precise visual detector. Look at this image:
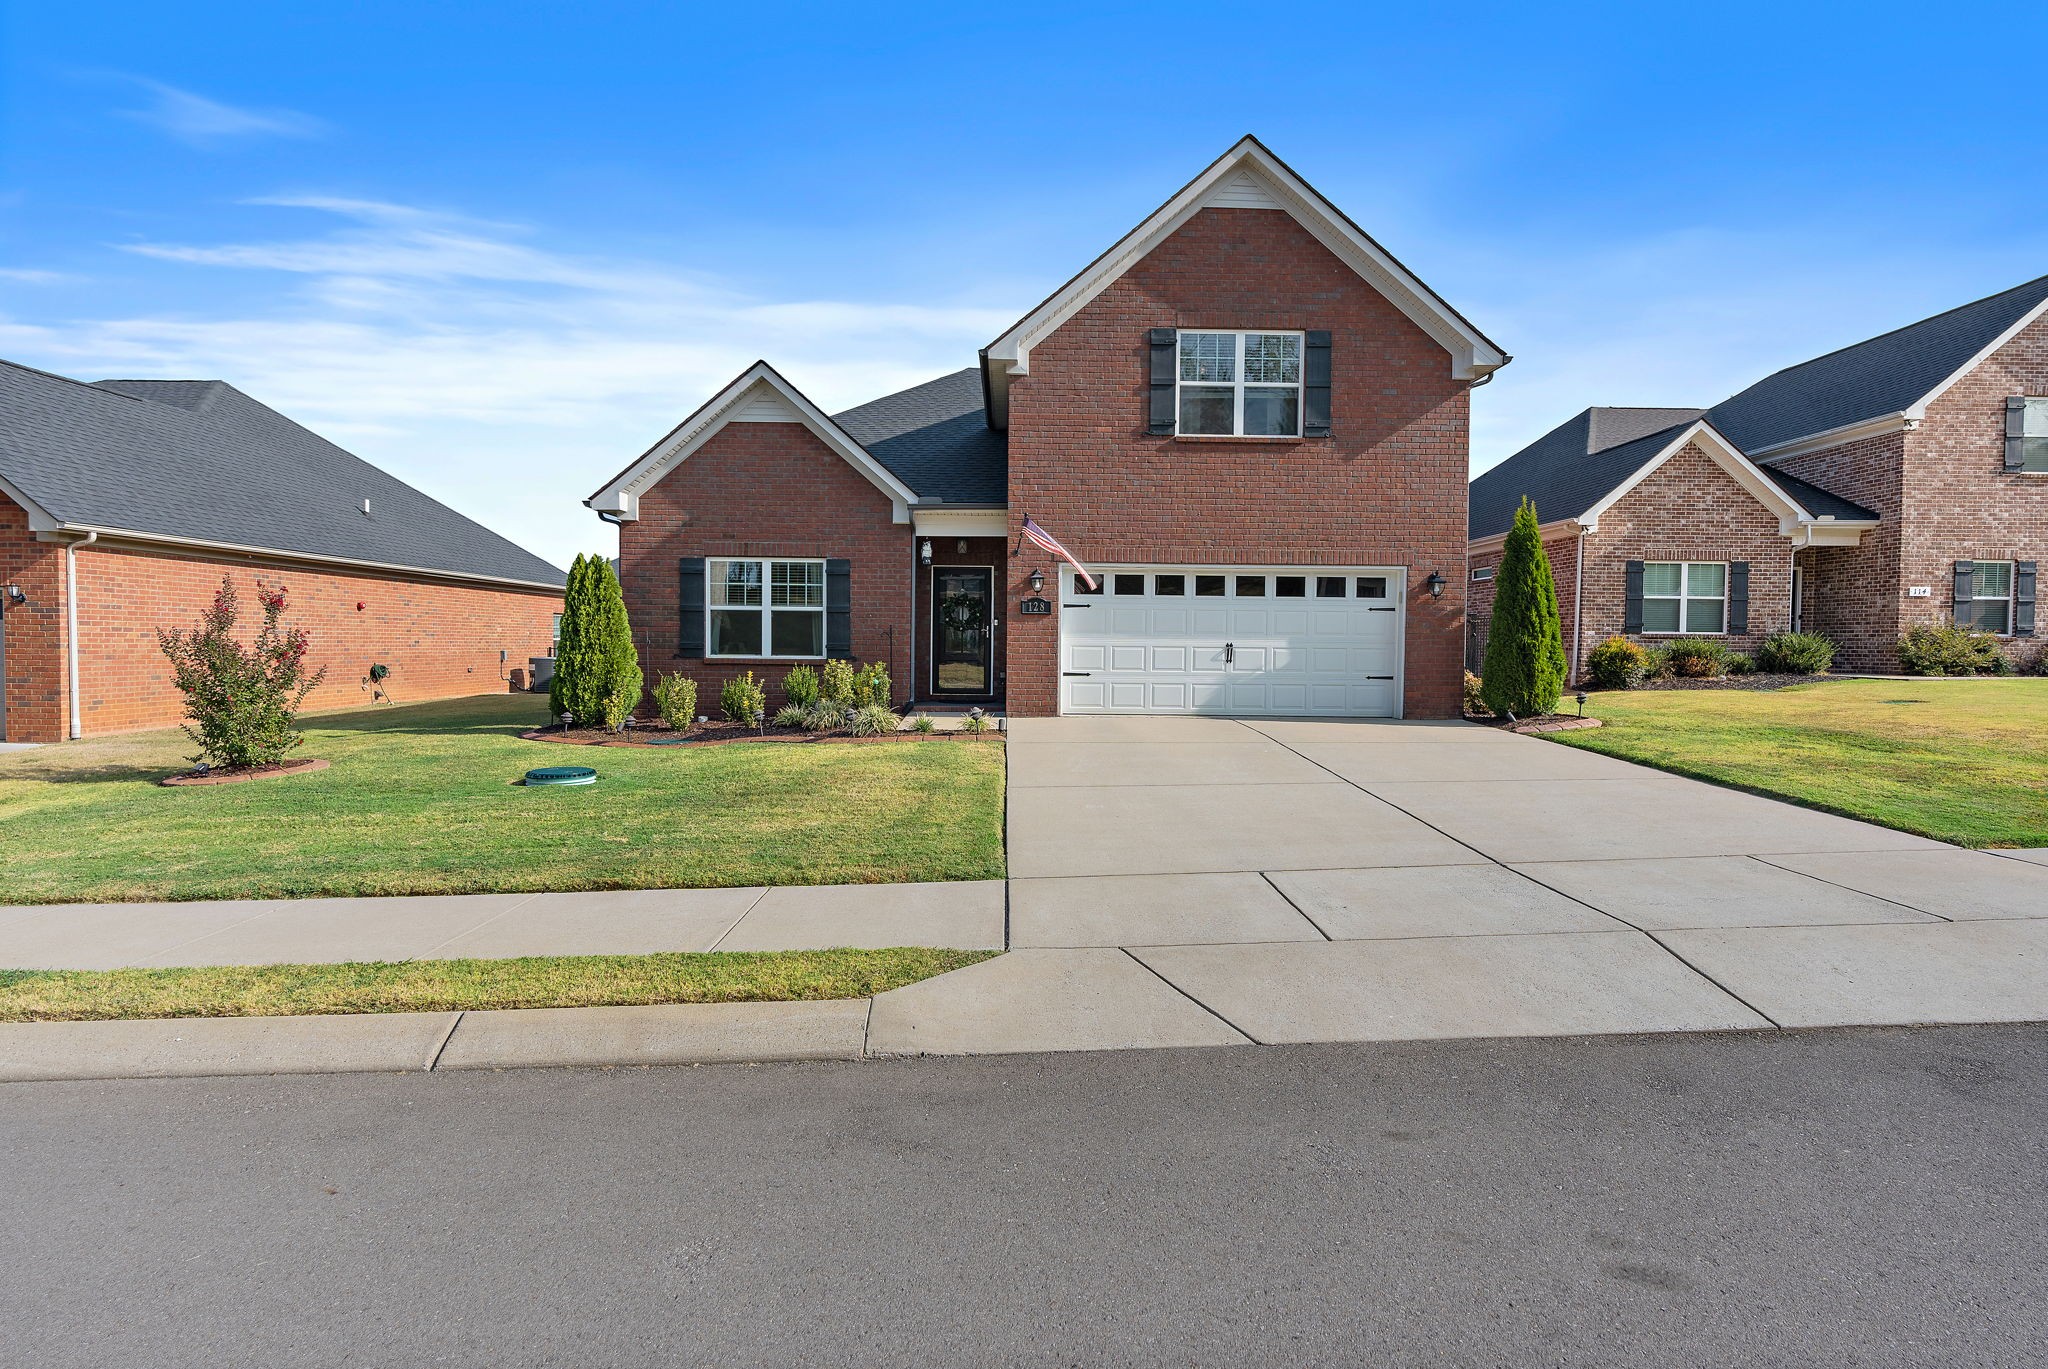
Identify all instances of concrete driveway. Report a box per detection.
[868,716,2048,1055]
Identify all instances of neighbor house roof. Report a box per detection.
[830,367,1007,505]
[0,359,565,589]
[1468,407,1878,543]
[1705,272,2048,457]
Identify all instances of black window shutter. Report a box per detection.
[1623,560,1645,633]
[2007,397,2029,472]
[1728,562,1750,633]
[1302,330,1332,438]
[1953,559,1976,622]
[1147,328,1177,435]
[825,558,853,659]
[2016,561,2038,637]
[677,557,706,657]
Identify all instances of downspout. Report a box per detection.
[1571,527,1587,686]
[65,530,97,739]
[907,535,920,709]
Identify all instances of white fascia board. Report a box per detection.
[33,524,566,593]
[982,137,1509,423]
[0,472,60,532]
[1579,421,1811,533]
[1906,295,2048,421]
[1751,411,1913,464]
[910,507,1009,538]
[1466,517,1585,558]
[585,362,916,524]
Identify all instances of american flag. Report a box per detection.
[1021,517,1097,591]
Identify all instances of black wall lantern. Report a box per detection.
[1028,568,1046,593]
[3,584,24,607]
[1425,571,1447,598]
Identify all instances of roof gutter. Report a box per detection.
[65,531,96,739]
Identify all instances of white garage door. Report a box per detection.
[1059,566,1405,717]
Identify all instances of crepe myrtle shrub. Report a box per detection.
[1898,624,2013,676]
[1756,631,1837,676]
[650,673,697,732]
[1479,498,1568,717]
[720,670,767,723]
[156,575,329,770]
[1663,637,1728,679]
[818,658,857,705]
[1585,636,1654,690]
[781,664,821,709]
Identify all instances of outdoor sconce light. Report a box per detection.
[955,540,968,554]
[920,540,933,565]
[1425,571,1447,598]
[1028,568,1046,593]
[1575,691,1588,718]
[4,584,23,607]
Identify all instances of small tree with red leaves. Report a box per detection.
[156,575,328,769]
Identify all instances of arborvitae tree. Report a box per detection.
[589,557,643,729]
[550,553,595,722]
[1480,497,1568,717]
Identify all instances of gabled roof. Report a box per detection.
[831,368,1006,505]
[1468,408,1878,543]
[1706,272,2048,457]
[0,359,565,589]
[586,361,918,523]
[980,136,1509,427]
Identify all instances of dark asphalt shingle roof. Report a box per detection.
[1706,273,2048,453]
[832,367,1007,505]
[0,359,565,587]
[1468,406,1881,541]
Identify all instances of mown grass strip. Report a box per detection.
[0,947,998,1022]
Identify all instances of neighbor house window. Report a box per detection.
[1643,562,1727,634]
[1962,560,2015,634]
[707,558,825,658]
[1177,331,1303,437]
[2014,398,2048,472]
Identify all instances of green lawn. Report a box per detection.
[0,947,995,1022]
[1551,678,2048,847]
[0,695,1006,905]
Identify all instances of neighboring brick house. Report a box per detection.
[0,362,565,743]
[589,138,1508,718]
[1470,275,2048,677]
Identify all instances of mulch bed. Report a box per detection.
[520,720,997,748]
[161,757,330,787]
[1629,672,1817,692]
[1464,715,1603,733]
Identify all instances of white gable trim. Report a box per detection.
[585,362,916,524]
[981,137,1508,425]
[0,472,59,533]
[1906,294,2048,421]
[1579,420,1872,545]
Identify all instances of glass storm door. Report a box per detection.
[933,567,994,695]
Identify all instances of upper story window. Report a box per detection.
[1177,331,1302,437]
[2009,398,2048,473]
[708,557,825,658]
[1642,562,1726,634]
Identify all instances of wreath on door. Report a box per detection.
[940,591,986,633]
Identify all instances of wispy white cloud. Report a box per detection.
[5,197,1008,567]
[114,78,324,147]
[0,268,73,284]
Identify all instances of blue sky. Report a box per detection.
[3,2,2044,569]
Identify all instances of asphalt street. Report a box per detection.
[3,1024,2044,1368]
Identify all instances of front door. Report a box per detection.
[932,566,995,696]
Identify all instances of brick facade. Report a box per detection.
[618,420,913,711]
[1003,207,1473,718]
[0,506,561,743]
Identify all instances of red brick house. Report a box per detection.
[589,138,1508,718]
[0,361,565,743]
[1470,276,2048,677]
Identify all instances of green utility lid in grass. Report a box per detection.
[525,765,597,787]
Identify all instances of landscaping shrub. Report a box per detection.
[1664,637,1729,678]
[782,664,820,708]
[1644,646,1674,680]
[1898,624,2012,675]
[1585,635,1654,690]
[772,703,811,728]
[720,670,766,722]
[552,554,642,727]
[851,662,893,709]
[909,713,938,733]
[650,673,698,731]
[1462,670,1492,717]
[849,704,899,737]
[1725,652,1756,676]
[959,712,993,734]
[155,575,328,769]
[1479,498,1567,716]
[802,701,842,732]
[819,659,856,704]
[1757,631,1837,676]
